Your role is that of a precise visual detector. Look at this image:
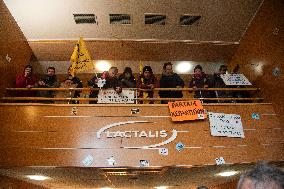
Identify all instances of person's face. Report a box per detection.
[125,72,131,79]
[47,69,55,76]
[65,79,73,86]
[144,71,151,79]
[165,65,173,75]
[220,69,227,75]
[109,68,118,78]
[194,68,202,75]
[24,67,32,76]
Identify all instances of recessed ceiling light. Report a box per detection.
[216,171,239,177]
[174,61,193,73]
[26,175,50,181]
[100,188,113,189]
[154,186,168,189]
[95,60,111,72]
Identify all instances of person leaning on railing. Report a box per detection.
[159,62,184,104]
[35,67,59,103]
[189,65,211,100]
[55,76,77,104]
[136,66,159,104]
[118,67,136,88]
[15,65,36,97]
[211,65,231,99]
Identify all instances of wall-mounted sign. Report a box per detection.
[208,112,244,138]
[98,89,135,103]
[168,100,207,121]
[96,121,178,149]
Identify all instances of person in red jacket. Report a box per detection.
[15,65,36,97]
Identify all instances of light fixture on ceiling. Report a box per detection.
[95,60,111,72]
[154,186,168,189]
[26,175,50,181]
[100,187,113,189]
[174,61,193,74]
[216,171,239,177]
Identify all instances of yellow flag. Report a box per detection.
[69,37,94,77]
[139,61,143,75]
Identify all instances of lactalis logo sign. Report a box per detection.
[96,121,177,149]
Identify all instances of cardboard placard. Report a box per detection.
[208,112,244,138]
[168,100,207,121]
[98,89,135,104]
[220,74,252,85]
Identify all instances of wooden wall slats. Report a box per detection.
[0,144,283,167]
[0,104,283,167]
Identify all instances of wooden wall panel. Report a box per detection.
[0,104,283,167]
[0,0,33,97]
[228,0,284,122]
[0,175,48,189]
[28,40,238,62]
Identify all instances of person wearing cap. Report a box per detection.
[159,62,184,104]
[189,65,210,99]
[118,67,136,88]
[137,66,158,104]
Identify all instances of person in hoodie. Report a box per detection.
[118,67,136,88]
[159,62,184,104]
[189,65,210,99]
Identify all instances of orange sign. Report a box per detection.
[168,100,207,121]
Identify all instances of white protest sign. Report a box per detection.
[98,89,135,104]
[208,112,244,138]
[220,74,252,85]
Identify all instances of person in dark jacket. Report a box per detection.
[211,65,229,99]
[37,67,59,101]
[159,62,184,104]
[137,66,158,104]
[118,67,136,88]
[189,65,210,98]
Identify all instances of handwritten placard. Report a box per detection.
[220,74,252,85]
[168,100,207,121]
[98,89,135,104]
[208,112,244,138]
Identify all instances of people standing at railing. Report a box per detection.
[118,67,136,88]
[15,65,36,97]
[211,65,230,99]
[189,65,210,99]
[137,66,158,104]
[159,62,184,104]
[36,67,59,102]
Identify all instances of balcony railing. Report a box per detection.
[2,87,262,103]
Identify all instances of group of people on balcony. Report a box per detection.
[15,62,247,103]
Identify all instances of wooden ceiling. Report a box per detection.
[3,0,263,61]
